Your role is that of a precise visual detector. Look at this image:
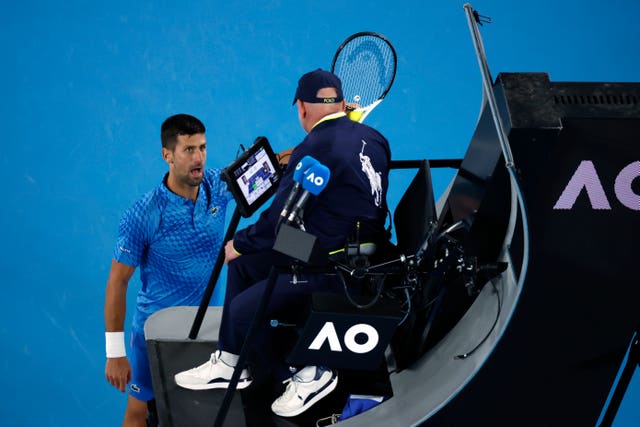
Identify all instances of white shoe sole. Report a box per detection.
[174,377,253,390]
[273,374,338,417]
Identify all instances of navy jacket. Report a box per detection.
[233,114,391,254]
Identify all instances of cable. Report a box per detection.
[454,280,502,359]
[336,266,387,309]
[397,288,412,326]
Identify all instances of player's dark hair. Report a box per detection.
[160,114,206,151]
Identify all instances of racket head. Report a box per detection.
[331,32,397,109]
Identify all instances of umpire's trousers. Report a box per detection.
[217,250,342,380]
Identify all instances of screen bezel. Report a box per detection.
[221,136,282,218]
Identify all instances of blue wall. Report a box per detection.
[1,1,638,425]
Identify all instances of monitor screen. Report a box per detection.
[221,136,282,218]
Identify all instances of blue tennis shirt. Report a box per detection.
[114,168,232,333]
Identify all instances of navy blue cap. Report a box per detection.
[292,69,344,105]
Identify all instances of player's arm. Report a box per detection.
[104,259,136,392]
[276,148,294,166]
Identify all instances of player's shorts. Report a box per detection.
[128,329,154,402]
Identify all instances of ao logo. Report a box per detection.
[308,322,379,354]
[553,160,640,211]
[306,172,325,187]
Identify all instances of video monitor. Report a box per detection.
[221,136,282,218]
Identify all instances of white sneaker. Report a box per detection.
[174,350,252,390]
[271,367,338,417]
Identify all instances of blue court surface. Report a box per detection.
[1,1,639,425]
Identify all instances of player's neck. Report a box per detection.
[166,175,199,202]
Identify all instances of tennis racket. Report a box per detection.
[331,32,397,123]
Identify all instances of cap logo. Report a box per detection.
[292,69,344,105]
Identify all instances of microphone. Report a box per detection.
[279,155,319,221]
[286,162,330,225]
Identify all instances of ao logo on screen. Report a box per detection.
[553,160,640,211]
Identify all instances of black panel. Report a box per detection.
[393,159,438,255]
[288,292,401,370]
[423,74,640,426]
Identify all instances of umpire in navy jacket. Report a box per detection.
[175,69,392,418]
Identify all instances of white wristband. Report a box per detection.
[105,332,126,358]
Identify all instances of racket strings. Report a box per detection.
[333,36,396,106]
